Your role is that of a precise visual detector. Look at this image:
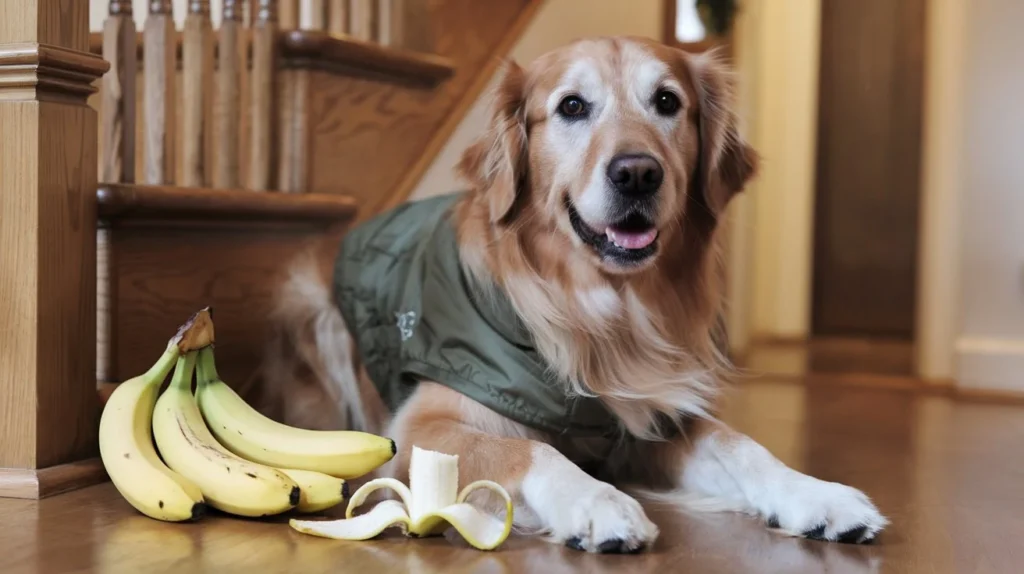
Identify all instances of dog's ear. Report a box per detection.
[684,50,759,215]
[456,61,528,224]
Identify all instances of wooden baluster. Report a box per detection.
[143,1,177,185]
[381,0,433,51]
[377,0,397,47]
[250,0,277,191]
[348,0,376,41]
[300,0,326,30]
[99,1,135,392]
[215,0,244,188]
[182,0,214,187]
[328,0,348,35]
[279,0,299,29]
[100,0,136,184]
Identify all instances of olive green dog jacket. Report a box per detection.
[333,192,619,437]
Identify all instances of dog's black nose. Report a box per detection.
[607,154,663,196]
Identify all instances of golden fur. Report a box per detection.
[264,37,887,552]
[451,37,756,438]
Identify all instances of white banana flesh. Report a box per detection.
[194,347,396,479]
[289,446,514,551]
[153,352,300,517]
[277,468,349,513]
[98,343,206,522]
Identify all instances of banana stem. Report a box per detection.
[170,352,198,392]
[195,346,220,386]
[144,346,182,385]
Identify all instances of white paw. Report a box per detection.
[557,486,659,553]
[760,473,888,544]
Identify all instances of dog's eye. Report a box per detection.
[557,95,588,119]
[654,90,682,116]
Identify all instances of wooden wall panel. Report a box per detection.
[96,185,356,403]
[109,225,341,393]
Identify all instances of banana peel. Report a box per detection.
[289,446,514,551]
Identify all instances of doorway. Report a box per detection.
[811,0,927,343]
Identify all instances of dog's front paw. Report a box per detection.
[761,473,888,544]
[559,486,659,554]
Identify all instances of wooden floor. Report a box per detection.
[3,374,1024,573]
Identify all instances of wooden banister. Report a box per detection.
[87,31,454,86]
[97,184,356,226]
[279,30,451,84]
[143,1,177,185]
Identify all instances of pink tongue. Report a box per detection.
[606,227,657,250]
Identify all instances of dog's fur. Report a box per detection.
[265,37,887,553]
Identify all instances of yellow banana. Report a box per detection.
[194,346,395,479]
[277,468,349,513]
[152,352,300,517]
[98,339,206,522]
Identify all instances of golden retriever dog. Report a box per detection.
[265,36,887,553]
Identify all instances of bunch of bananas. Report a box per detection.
[98,308,396,522]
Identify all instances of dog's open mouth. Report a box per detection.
[566,197,659,265]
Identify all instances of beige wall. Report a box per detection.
[719,0,821,351]
[738,0,820,344]
[409,0,664,200]
[949,0,1024,390]
[916,0,967,381]
[917,0,1024,391]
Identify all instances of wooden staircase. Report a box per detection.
[90,0,540,397]
[0,0,539,499]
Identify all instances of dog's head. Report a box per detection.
[458,37,758,274]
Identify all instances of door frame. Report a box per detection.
[914,0,967,383]
[719,0,962,383]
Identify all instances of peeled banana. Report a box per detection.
[194,346,396,479]
[98,338,206,522]
[153,352,300,517]
[289,446,514,551]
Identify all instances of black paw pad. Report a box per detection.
[837,525,872,544]
[802,523,828,541]
[595,538,625,554]
[765,514,780,529]
[565,537,586,551]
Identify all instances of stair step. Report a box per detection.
[97,184,357,228]
[96,184,354,398]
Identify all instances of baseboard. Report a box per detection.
[956,337,1024,393]
[0,458,108,500]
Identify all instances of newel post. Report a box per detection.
[0,1,109,498]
